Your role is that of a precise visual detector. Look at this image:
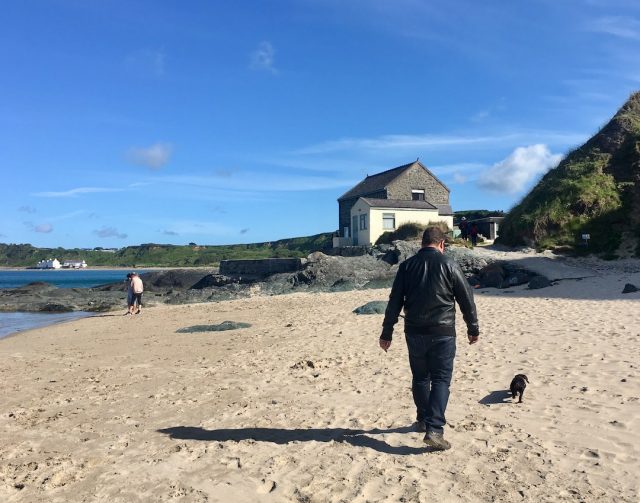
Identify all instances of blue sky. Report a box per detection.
[1,0,639,248]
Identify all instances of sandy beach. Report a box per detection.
[1,266,639,502]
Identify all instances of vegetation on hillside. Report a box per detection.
[0,233,333,268]
[499,91,640,256]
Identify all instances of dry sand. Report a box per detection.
[1,268,639,502]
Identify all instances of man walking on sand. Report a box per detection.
[379,226,479,450]
[129,272,144,315]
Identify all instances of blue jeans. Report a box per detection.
[405,333,456,434]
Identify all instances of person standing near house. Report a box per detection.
[379,226,480,450]
[129,273,144,315]
[469,223,479,247]
[457,217,468,241]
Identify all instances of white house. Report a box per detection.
[350,198,453,247]
[336,161,454,247]
[36,258,62,269]
[62,260,88,269]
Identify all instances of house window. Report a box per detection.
[359,214,367,230]
[412,189,425,201]
[383,213,395,230]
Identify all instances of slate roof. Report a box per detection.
[338,160,450,201]
[434,204,454,216]
[338,162,415,201]
[360,198,438,210]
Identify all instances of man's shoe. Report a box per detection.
[413,420,427,433]
[423,431,451,450]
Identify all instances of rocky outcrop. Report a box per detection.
[219,258,303,277]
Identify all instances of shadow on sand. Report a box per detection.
[479,390,513,405]
[157,425,440,455]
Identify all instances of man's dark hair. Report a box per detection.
[422,226,446,246]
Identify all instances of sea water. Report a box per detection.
[0,311,92,340]
[0,269,134,289]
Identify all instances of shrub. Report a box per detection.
[375,221,451,245]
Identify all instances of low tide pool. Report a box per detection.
[0,311,92,340]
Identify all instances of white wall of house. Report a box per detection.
[350,199,453,246]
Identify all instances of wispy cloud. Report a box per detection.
[24,222,53,233]
[162,230,179,236]
[477,144,563,194]
[142,219,235,237]
[32,187,124,198]
[292,131,586,156]
[586,16,640,40]
[125,49,166,77]
[127,143,173,169]
[93,226,128,239]
[452,173,468,184]
[18,205,36,213]
[250,41,277,73]
[156,172,355,193]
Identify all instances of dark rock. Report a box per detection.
[479,264,505,288]
[622,283,639,293]
[445,247,490,275]
[504,272,531,287]
[175,321,251,333]
[362,277,394,290]
[40,303,73,313]
[528,276,552,289]
[191,274,235,289]
[330,279,357,292]
[353,301,388,315]
[220,258,302,277]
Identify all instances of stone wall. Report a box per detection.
[219,258,303,277]
[386,164,449,205]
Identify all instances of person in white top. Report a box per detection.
[129,273,144,315]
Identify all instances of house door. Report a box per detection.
[352,216,359,245]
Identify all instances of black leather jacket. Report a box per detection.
[381,247,479,340]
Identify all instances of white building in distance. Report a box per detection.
[36,258,62,269]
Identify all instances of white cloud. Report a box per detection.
[156,172,355,193]
[452,173,467,184]
[24,222,53,233]
[34,223,53,233]
[125,49,166,77]
[127,143,172,169]
[250,41,277,73]
[292,131,586,156]
[586,16,640,40]
[477,144,563,194]
[93,226,128,239]
[33,187,124,198]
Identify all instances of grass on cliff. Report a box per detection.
[0,232,334,268]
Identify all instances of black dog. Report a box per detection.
[510,374,529,403]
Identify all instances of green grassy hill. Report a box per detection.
[499,91,640,256]
[0,233,334,268]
